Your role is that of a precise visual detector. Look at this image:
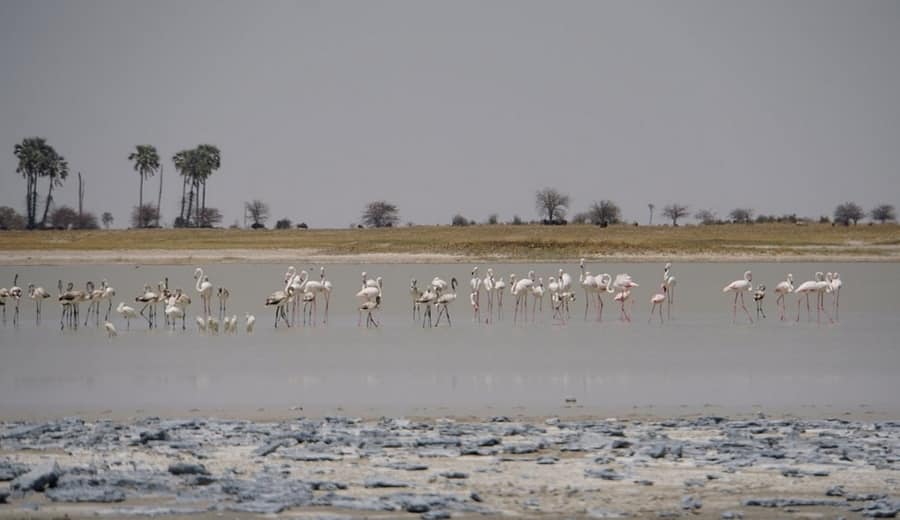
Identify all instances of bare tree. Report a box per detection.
[729,208,754,224]
[535,188,570,223]
[131,204,160,228]
[662,204,690,226]
[694,209,717,225]
[198,207,223,227]
[361,200,399,228]
[245,200,270,228]
[0,206,26,230]
[275,218,293,229]
[648,203,655,225]
[833,202,864,226]
[588,200,622,225]
[101,211,113,229]
[871,204,896,224]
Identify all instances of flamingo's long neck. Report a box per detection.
[195,269,204,292]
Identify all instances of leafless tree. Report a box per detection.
[535,188,570,223]
[362,200,399,228]
[833,202,864,226]
[245,200,270,228]
[871,204,896,224]
[662,204,690,226]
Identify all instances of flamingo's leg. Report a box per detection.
[740,292,753,323]
[733,291,739,324]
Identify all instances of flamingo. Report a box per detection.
[493,274,506,321]
[816,273,835,324]
[265,279,294,328]
[28,283,50,324]
[612,274,639,322]
[287,269,308,325]
[663,263,677,320]
[164,295,185,331]
[301,289,316,326]
[753,284,766,320]
[435,278,458,326]
[482,269,495,323]
[531,277,545,322]
[416,286,438,328]
[356,276,382,326]
[207,316,219,335]
[104,320,117,338]
[217,287,230,320]
[648,283,667,324]
[409,279,422,322]
[594,273,614,322]
[723,270,754,324]
[135,284,159,327]
[774,273,794,321]
[319,266,333,324]
[116,301,137,330]
[469,267,481,322]
[85,279,115,325]
[794,273,823,323]
[193,267,213,317]
[579,259,599,321]
[510,272,534,324]
[196,315,207,332]
[245,313,256,333]
[431,276,449,293]
[830,272,842,321]
[0,286,7,325]
[359,295,382,328]
[9,274,23,326]
[59,281,86,329]
[99,280,116,321]
[469,290,479,319]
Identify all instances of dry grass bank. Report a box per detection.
[1,223,898,260]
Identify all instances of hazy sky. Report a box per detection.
[1,0,898,228]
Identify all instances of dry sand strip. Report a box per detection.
[3,248,900,265]
[1,415,898,519]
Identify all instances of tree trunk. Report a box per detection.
[156,165,163,227]
[26,175,35,228]
[179,175,187,223]
[40,177,54,227]
[194,179,201,225]
[138,174,144,228]
[185,181,195,227]
[201,180,207,226]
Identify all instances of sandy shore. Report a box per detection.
[3,248,900,265]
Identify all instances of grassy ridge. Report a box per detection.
[1,224,898,259]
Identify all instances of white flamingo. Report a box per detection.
[435,278,458,326]
[287,269,308,325]
[116,301,137,330]
[469,267,481,322]
[723,270,754,324]
[410,279,422,322]
[28,283,50,324]
[648,283,667,324]
[510,272,534,324]
[613,274,639,322]
[482,269,495,323]
[319,266,333,324]
[794,272,825,323]
[830,272,842,321]
[265,280,294,328]
[135,283,159,327]
[416,286,438,328]
[493,274,506,321]
[531,277,545,322]
[301,289,316,326]
[359,295,382,328]
[193,267,213,317]
[245,313,256,333]
[753,283,766,320]
[663,263,677,320]
[579,259,599,321]
[774,273,794,321]
[164,295,186,331]
[104,320,117,338]
[594,273,614,322]
[356,276,382,326]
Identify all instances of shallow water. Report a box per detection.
[0,262,897,419]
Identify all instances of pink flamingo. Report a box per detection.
[793,272,828,323]
[612,274,638,322]
[774,273,794,321]
[648,283,667,324]
[723,270,753,324]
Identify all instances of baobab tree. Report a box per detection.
[662,204,690,226]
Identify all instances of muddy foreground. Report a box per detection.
[1,414,898,519]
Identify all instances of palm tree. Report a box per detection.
[14,137,68,229]
[172,149,192,226]
[194,144,220,226]
[128,145,160,228]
